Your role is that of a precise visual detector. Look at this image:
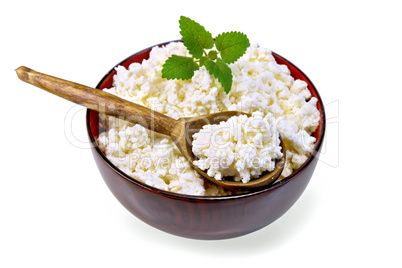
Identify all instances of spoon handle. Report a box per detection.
[16,66,175,136]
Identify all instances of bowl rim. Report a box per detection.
[86,40,326,201]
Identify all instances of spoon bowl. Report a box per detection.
[16,66,285,191]
[170,111,286,191]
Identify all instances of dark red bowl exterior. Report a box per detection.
[86,41,326,240]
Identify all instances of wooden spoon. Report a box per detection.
[16,66,285,191]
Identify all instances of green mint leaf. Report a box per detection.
[204,58,233,94]
[215,31,249,64]
[199,56,207,67]
[179,16,214,59]
[207,50,218,61]
[161,55,199,80]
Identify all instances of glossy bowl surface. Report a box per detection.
[86,41,326,240]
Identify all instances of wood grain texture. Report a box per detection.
[15,66,174,136]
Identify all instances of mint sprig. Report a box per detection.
[161,16,249,94]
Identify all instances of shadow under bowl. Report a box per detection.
[86,41,326,240]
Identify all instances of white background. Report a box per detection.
[1,0,401,267]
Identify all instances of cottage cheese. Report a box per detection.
[192,111,283,183]
[97,42,320,196]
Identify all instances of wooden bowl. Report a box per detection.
[86,41,326,240]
